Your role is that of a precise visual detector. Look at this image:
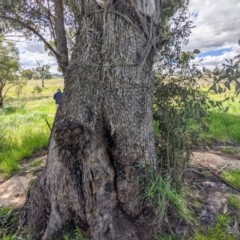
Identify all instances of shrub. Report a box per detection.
[32,85,42,95]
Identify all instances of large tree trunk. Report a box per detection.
[24,1,161,239]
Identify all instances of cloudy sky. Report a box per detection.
[186,0,240,69]
[11,0,240,72]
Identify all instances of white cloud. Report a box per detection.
[185,0,240,68]
[8,0,240,72]
[10,38,59,73]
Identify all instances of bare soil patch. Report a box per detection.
[0,155,47,208]
[1,150,240,209]
[191,150,240,169]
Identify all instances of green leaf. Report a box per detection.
[224,106,229,112]
[235,83,240,93]
[224,81,231,90]
[218,86,223,94]
[208,84,217,94]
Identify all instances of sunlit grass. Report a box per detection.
[222,170,240,188]
[0,78,63,177]
[229,196,240,209]
[198,84,240,144]
[194,214,236,240]
[0,105,54,177]
[1,76,240,177]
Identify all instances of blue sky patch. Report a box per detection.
[191,11,199,19]
[20,50,26,54]
[197,48,232,58]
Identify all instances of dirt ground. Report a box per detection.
[190,150,240,169]
[0,155,47,208]
[0,150,239,209]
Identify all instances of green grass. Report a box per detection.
[63,227,88,240]
[138,166,194,225]
[0,78,63,177]
[229,196,240,209]
[197,85,240,144]
[221,147,240,154]
[0,207,18,239]
[200,112,240,143]
[194,214,236,240]
[222,170,240,188]
[29,159,43,167]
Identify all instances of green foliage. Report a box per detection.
[222,170,240,188]
[161,0,190,46]
[154,52,209,179]
[138,166,194,225]
[0,207,19,239]
[207,55,240,111]
[197,84,240,144]
[229,196,240,209]
[0,103,54,177]
[221,147,239,154]
[64,227,87,240]
[194,214,236,240]
[15,79,27,97]
[32,85,43,95]
[32,73,40,80]
[35,64,51,80]
[0,78,61,175]
[0,35,23,107]
[200,112,240,143]
[22,69,34,80]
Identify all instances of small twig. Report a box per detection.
[14,175,26,194]
[216,164,228,174]
[199,183,210,193]
[184,168,205,177]
[199,164,240,193]
[205,145,210,151]
[45,118,52,131]
[210,171,240,193]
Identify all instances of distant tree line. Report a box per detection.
[21,65,52,80]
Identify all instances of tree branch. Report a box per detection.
[0,15,64,65]
[3,83,16,99]
[53,0,69,73]
[35,0,55,24]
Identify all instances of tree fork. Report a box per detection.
[22,1,161,239]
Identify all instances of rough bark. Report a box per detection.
[23,1,161,239]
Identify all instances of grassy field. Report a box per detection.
[1,77,240,177]
[198,85,240,144]
[1,78,240,240]
[0,78,64,177]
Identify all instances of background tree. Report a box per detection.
[21,68,34,80]
[0,0,70,73]
[35,61,51,87]
[0,35,22,107]
[15,78,27,97]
